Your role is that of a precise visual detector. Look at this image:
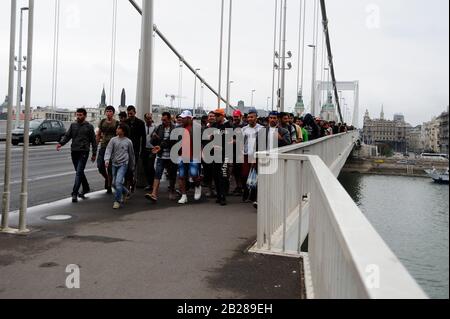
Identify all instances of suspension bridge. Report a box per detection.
[0,0,427,299]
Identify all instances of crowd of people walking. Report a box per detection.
[57,106,354,210]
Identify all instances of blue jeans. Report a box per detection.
[112,164,129,203]
[71,151,90,196]
[178,161,201,179]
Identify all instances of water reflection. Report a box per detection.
[338,172,363,206]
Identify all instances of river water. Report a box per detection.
[339,172,449,299]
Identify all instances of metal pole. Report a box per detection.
[276,0,283,112]
[51,0,60,113]
[178,61,183,113]
[225,0,233,116]
[110,0,118,107]
[15,8,25,130]
[137,0,154,119]
[280,0,288,113]
[19,0,34,234]
[309,45,317,116]
[200,82,204,110]
[193,69,199,117]
[218,0,225,109]
[251,90,256,108]
[296,0,302,93]
[128,0,235,110]
[228,81,233,113]
[271,0,278,111]
[300,0,306,93]
[1,0,17,233]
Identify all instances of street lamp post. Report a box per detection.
[271,0,279,112]
[1,0,17,233]
[308,44,317,116]
[15,7,29,130]
[178,61,183,113]
[193,68,200,117]
[225,0,233,116]
[251,89,256,108]
[19,0,34,234]
[279,0,288,113]
[226,80,234,114]
[218,0,225,109]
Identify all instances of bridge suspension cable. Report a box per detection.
[128,0,235,111]
[320,0,344,123]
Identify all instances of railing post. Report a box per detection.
[257,157,264,249]
[297,160,304,254]
[282,159,287,253]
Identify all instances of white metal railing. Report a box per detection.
[255,132,358,253]
[253,132,428,298]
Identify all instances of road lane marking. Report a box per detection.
[0,168,98,187]
[6,190,106,215]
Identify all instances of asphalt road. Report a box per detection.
[0,142,104,212]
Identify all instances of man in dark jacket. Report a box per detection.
[211,109,233,206]
[57,108,97,203]
[125,105,146,192]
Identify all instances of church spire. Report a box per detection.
[380,104,385,120]
[120,88,126,107]
[100,86,107,108]
[294,89,305,116]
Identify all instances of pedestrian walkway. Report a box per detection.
[0,187,304,299]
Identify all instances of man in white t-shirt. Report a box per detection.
[242,108,263,203]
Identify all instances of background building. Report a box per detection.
[363,107,412,153]
[407,125,423,153]
[422,117,441,153]
[320,92,338,122]
[0,96,8,115]
[237,100,269,117]
[437,106,449,156]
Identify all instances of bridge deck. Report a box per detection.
[0,187,303,299]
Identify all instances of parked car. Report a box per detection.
[11,119,66,146]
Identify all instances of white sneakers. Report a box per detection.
[178,194,188,205]
[194,186,202,201]
[178,187,202,205]
[113,202,121,209]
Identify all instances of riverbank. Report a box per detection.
[343,156,448,178]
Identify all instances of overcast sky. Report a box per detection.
[0,0,448,126]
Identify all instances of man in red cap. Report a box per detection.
[232,110,243,128]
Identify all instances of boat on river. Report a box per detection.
[425,167,449,184]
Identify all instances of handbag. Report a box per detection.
[246,168,258,190]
